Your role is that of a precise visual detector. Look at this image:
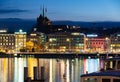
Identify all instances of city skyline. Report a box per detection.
[0,0,120,21]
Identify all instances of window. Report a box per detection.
[105,61,116,70]
[113,79,120,82]
[102,79,110,82]
[84,78,98,82]
[117,61,120,69]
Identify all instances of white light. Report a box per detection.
[87,34,98,37]
[117,34,120,36]
[0,30,7,33]
[19,29,23,32]
[71,32,80,35]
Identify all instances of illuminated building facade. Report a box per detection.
[15,29,26,52]
[47,32,85,52]
[27,32,46,52]
[85,34,107,53]
[110,33,120,53]
[0,29,15,52]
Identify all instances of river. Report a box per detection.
[0,57,103,82]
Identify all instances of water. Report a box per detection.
[0,57,101,82]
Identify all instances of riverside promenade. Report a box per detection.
[3,52,120,58]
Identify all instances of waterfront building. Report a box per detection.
[110,33,120,53]
[27,31,47,52]
[0,29,15,52]
[15,29,27,52]
[85,34,108,53]
[47,32,85,52]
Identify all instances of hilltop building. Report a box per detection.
[32,7,51,33]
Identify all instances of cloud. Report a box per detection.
[0,9,29,14]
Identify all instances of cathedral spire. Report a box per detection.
[40,5,47,18]
[42,5,45,18]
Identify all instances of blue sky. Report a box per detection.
[0,0,120,21]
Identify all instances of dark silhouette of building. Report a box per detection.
[32,6,52,33]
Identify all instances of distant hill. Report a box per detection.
[0,18,120,33]
[52,21,120,28]
[0,18,36,32]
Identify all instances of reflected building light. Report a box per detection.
[18,58,24,82]
[87,59,94,73]
[60,60,65,82]
[84,59,88,74]
[23,58,28,67]
[66,60,70,82]
[74,58,79,82]
[71,62,74,82]
[3,59,8,82]
[14,58,18,82]
[96,58,100,70]
[86,59,100,73]
[49,59,53,82]
[28,58,37,79]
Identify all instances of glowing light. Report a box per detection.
[66,38,70,42]
[0,30,7,33]
[71,32,80,35]
[49,38,52,42]
[19,29,23,32]
[30,33,36,36]
[87,34,98,37]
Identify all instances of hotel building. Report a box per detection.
[47,32,85,52]
[15,29,27,52]
[85,34,108,53]
[0,29,15,52]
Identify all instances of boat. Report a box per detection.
[80,57,120,82]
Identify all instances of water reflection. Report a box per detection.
[0,57,100,82]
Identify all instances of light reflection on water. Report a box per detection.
[0,57,100,82]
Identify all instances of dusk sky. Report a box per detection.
[0,0,120,21]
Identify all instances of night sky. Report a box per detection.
[0,0,120,21]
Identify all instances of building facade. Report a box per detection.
[47,32,85,52]
[15,29,27,52]
[110,33,120,53]
[27,32,46,52]
[85,34,108,53]
[0,30,15,52]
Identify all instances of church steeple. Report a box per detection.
[42,5,45,18]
